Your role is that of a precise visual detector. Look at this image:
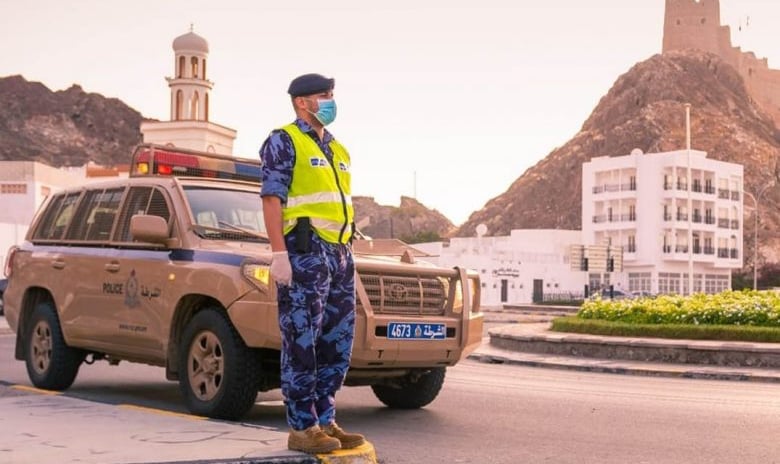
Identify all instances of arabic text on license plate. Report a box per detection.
[388,322,446,340]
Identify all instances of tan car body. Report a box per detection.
[3,145,483,417]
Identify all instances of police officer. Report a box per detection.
[260,73,365,454]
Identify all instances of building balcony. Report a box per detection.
[704,216,715,225]
[704,186,715,194]
[731,191,740,201]
[717,247,729,258]
[731,220,740,229]
[676,213,688,221]
[718,189,730,199]
[593,183,634,195]
[731,248,739,259]
[662,244,722,262]
[620,213,637,221]
[692,213,702,223]
[663,213,672,221]
[717,218,730,228]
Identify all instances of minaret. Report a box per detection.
[168,26,212,121]
[141,27,237,155]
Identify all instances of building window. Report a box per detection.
[191,91,199,120]
[1,183,27,194]
[175,90,183,120]
[628,272,651,293]
[191,56,199,78]
[178,56,185,78]
[627,235,636,253]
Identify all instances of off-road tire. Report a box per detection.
[178,308,258,420]
[24,301,84,390]
[371,367,446,409]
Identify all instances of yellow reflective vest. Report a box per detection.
[281,123,354,244]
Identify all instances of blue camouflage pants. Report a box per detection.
[277,231,356,431]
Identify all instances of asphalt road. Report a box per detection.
[2,329,780,463]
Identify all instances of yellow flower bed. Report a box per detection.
[578,290,780,327]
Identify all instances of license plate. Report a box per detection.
[387,322,446,340]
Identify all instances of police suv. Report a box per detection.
[3,145,483,420]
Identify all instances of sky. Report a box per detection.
[2,0,779,227]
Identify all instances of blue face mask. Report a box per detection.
[309,98,337,126]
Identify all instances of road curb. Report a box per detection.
[137,458,319,464]
[468,348,780,383]
[314,443,377,464]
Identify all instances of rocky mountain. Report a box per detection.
[456,50,780,262]
[0,75,143,166]
[353,196,455,241]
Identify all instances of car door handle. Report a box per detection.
[52,259,66,270]
[104,262,121,273]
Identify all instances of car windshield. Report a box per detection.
[183,186,268,242]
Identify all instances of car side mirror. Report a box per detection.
[130,215,170,245]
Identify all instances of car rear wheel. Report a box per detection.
[371,367,446,409]
[24,302,84,390]
[178,308,258,420]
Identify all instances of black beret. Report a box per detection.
[287,73,335,97]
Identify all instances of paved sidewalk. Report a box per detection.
[0,315,377,464]
[0,384,377,464]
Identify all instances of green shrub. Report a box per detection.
[578,290,780,327]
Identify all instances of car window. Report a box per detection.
[32,192,82,240]
[183,187,266,236]
[66,188,125,241]
[114,187,172,242]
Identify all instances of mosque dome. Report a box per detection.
[173,31,209,53]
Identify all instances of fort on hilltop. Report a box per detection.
[663,0,780,126]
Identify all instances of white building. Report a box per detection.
[582,149,743,295]
[0,162,90,265]
[415,229,585,307]
[140,28,237,155]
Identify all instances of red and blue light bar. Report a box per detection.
[130,144,262,182]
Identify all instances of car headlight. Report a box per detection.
[241,262,271,290]
[452,280,464,313]
[452,277,479,314]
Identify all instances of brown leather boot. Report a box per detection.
[288,425,341,454]
[322,422,366,449]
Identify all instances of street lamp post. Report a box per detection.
[743,183,775,290]
[685,104,694,295]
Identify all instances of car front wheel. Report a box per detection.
[178,308,258,420]
[371,367,446,409]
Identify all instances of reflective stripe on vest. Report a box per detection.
[285,192,352,209]
[281,123,354,244]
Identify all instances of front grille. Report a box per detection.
[358,272,447,316]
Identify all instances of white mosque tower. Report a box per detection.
[141,26,237,155]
